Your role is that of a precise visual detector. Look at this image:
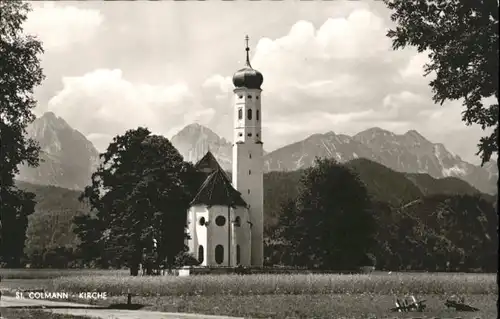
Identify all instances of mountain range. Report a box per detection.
[16,112,99,190]
[16,112,498,195]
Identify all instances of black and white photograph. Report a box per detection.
[0,0,498,318]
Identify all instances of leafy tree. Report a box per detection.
[263,170,302,231]
[0,1,45,267]
[403,194,497,272]
[0,188,36,267]
[265,199,299,266]
[371,194,496,272]
[173,249,201,268]
[384,0,499,165]
[276,158,376,270]
[76,127,197,275]
[24,209,84,264]
[73,214,109,268]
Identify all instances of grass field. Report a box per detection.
[0,268,129,279]
[1,269,497,318]
[0,308,91,319]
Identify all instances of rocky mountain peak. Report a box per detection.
[17,112,99,190]
[17,115,498,196]
[171,123,232,170]
[176,123,220,139]
[358,127,394,136]
[404,129,427,140]
[266,128,497,195]
[353,127,395,144]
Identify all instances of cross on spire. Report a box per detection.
[245,35,251,67]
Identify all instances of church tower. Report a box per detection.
[231,36,264,267]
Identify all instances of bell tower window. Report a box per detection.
[247,109,252,120]
[238,108,242,120]
[256,110,260,121]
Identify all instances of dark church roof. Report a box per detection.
[190,152,247,208]
[195,151,225,174]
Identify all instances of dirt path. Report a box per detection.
[0,296,244,319]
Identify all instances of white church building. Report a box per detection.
[185,36,264,268]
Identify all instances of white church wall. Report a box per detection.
[232,141,264,267]
[233,206,252,267]
[208,205,236,267]
[192,205,208,266]
[186,208,196,254]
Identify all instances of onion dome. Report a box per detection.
[232,35,264,90]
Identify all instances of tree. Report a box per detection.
[76,127,197,275]
[384,0,499,166]
[0,1,45,267]
[24,209,84,265]
[73,214,110,268]
[276,158,376,270]
[370,193,497,272]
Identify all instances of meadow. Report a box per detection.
[0,308,91,319]
[1,269,497,318]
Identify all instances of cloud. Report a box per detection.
[47,69,211,151]
[24,3,103,51]
[211,8,402,121]
[36,2,489,164]
[202,8,487,163]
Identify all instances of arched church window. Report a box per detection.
[215,216,226,226]
[249,153,252,159]
[215,245,224,264]
[247,95,252,99]
[247,133,252,137]
[249,170,251,175]
[198,245,204,264]
[256,96,259,100]
[238,108,242,120]
[199,217,206,226]
[256,110,260,121]
[234,216,241,227]
[236,245,241,265]
[247,109,252,120]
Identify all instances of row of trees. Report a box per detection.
[15,152,497,273]
[264,159,497,272]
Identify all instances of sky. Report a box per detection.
[24,0,493,164]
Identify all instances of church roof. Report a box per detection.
[195,150,231,180]
[190,162,247,208]
[195,151,223,173]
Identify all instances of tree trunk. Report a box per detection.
[130,263,139,276]
[129,250,142,276]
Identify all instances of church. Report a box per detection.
[185,36,264,268]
